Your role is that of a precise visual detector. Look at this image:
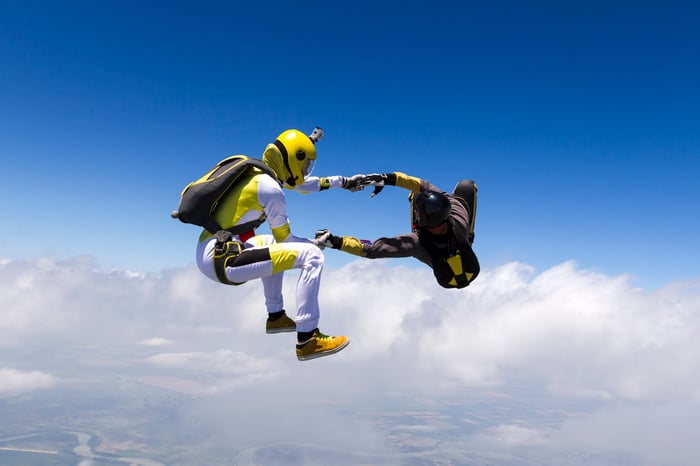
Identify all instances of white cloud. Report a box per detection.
[0,368,58,396]
[2,255,700,463]
[139,337,175,346]
[553,401,700,466]
[145,349,277,376]
[471,423,553,447]
[1,256,700,403]
[412,261,700,400]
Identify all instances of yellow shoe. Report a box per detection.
[266,311,296,334]
[296,329,350,361]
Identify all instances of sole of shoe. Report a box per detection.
[266,327,296,334]
[297,339,350,361]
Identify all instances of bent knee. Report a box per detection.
[268,242,324,273]
[304,244,325,268]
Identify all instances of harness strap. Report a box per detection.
[204,214,267,237]
[446,253,471,287]
[212,239,246,285]
[419,228,475,289]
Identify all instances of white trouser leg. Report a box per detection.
[290,242,324,332]
[196,235,324,332]
[261,272,284,314]
[254,235,284,313]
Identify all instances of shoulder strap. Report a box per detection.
[246,157,280,185]
[214,157,277,236]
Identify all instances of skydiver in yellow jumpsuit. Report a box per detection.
[196,128,362,361]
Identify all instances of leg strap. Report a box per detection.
[213,240,245,285]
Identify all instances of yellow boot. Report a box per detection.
[296,329,350,361]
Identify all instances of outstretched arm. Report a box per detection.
[359,172,438,195]
[392,172,423,193]
[318,231,423,260]
[290,174,368,193]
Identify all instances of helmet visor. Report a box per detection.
[302,158,316,179]
[414,191,451,227]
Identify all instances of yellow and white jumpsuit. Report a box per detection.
[196,169,345,332]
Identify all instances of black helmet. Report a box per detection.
[414,190,451,228]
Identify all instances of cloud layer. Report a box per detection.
[2,256,700,399]
[2,255,699,463]
[0,367,57,395]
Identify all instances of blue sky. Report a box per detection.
[1,1,699,288]
[3,3,700,464]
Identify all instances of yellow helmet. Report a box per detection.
[271,128,319,187]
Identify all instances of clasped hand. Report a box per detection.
[342,174,388,195]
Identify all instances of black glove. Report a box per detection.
[341,174,367,192]
[358,173,396,197]
[314,229,342,249]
